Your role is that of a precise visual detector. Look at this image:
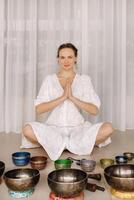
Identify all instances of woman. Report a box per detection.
[22,43,114,161]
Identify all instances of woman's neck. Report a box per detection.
[57,70,76,78]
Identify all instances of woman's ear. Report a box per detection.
[74,57,77,64]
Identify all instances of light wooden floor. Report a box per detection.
[0,130,134,200]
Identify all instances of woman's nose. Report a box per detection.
[64,58,69,63]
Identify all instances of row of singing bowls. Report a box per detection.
[67,157,96,172]
[100,153,134,169]
[4,168,40,192]
[12,151,47,170]
[47,168,103,198]
[100,152,134,169]
[115,152,134,164]
[104,164,134,192]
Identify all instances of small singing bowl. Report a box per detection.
[30,156,47,170]
[0,161,5,177]
[123,152,134,161]
[115,155,128,164]
[79,160,96,172]
[0,161,5,183]
[12,152,31,166]
[4,168,40,192]
[54,159,72,170]
[100,158,114,169]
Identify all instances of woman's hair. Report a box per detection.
[57,43,78,58]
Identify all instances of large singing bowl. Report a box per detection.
[47,168,87,198]
[4,168,40,191]
[104,164,134,192]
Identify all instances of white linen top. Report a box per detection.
[34,74,101,126]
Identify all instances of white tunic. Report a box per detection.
[23,74,111,160]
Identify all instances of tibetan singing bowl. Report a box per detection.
[123,152,134,161]
[30,156,47,170]
[79,160,96,172]
[115,155,128,164]
[12,152,31,166]
[100,158,114,169]
[104,164,134,192]
[67,157,96,172]
[4,168,40,191]
[48,168,87,198]
[0,161,5,177]
[54,159,72,170]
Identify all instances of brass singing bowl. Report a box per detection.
[30,156,47,170]
[104,164,134,192]
[4,168,40,191]
[100,158,114,169]
[123,152,134,161]
[0,161,5,177]
[47,168,87,198]
[67,157,96,172]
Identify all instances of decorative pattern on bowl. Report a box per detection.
[9,188,34,198]
[4,168,40,192]
[30,156,47,170]
[79,160,96,172]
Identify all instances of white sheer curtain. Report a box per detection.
[0,0,133,134]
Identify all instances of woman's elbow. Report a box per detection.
[91,106,99,115]
[35,105,42,115]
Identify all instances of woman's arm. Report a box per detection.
[70,96,99,115]
[36,80,69,115]
[68,80,99,115]
[36,95,65,115]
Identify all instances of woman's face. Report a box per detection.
[58,48,77,71]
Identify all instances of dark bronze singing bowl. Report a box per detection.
[30,156,47,170]
[0,161,5,177]
[123,152,134,161]
[4,168,40,191]
[48,168,87,198]
[104,164,134,192]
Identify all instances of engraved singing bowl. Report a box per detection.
[67,157,96,172]
[47,168,87,198]
[47,168,102,198]
[4,168,40,191]
[104,164,134,192]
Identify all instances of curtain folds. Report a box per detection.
[0,0,133,133]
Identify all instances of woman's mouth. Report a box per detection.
[64,65,70,67]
